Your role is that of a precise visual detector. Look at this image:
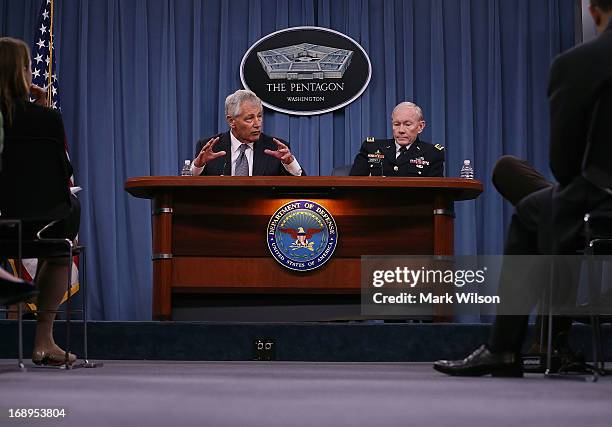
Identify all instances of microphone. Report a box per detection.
[221,156,228,176]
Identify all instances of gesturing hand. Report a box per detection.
[193,136,226,167]
[264,138,295,165]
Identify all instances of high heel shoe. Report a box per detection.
[32,350,77,366]
[0,277,38,306]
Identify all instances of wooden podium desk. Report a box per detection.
[125,176,482,320]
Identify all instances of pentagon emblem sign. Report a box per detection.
[241,26,372,115]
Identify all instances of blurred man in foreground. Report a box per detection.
[434,0,612,377]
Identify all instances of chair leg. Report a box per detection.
[545,265,554,375]
[545,304,554,374]
[593,315,606,373]
[79,247,94,367]
[64,243,72,369]
[80,247,101,368]
[591,315,600,369]
[17,220,25,371]
[17,302,24,370]
[587,247,607,375]
[82,247,89,363]
[538,288,547,352]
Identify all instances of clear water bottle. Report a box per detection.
[460,159,474,179]
[180,159,192,176]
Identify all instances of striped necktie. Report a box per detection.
[235,144,249,176]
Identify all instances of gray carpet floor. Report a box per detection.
[1,360,611,427]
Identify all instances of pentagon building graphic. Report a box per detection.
[257,43,353,80]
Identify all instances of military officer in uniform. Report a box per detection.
[349,102,444,177]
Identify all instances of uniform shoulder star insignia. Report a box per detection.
[366,136,375,143]
[434,144,445,151]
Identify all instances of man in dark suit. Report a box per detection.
[433,0,612,377]
[191,89,303,176]
[349,102,444,177]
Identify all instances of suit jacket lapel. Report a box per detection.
[252,136,268,176]
[216,132,232,176]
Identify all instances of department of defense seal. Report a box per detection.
[267,200,338,271]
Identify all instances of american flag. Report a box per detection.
[13,0,80,307]
[30,0,60,108]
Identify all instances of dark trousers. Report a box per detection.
[491,156,552,206]
[488,156,572,353]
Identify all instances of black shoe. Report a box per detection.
[433,345,523,377]
[0,277,38,306]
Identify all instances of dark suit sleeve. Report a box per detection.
[428,147,445,177]
[194,139,205,158]
[547,55,588,186]
[349,140,369,176]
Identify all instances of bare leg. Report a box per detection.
[32,257,76,364]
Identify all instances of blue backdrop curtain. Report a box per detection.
[0,0,576,320]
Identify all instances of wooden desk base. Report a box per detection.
[125,176,482,320]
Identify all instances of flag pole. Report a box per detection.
[46,0,80,304]
[47,0,55,107]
